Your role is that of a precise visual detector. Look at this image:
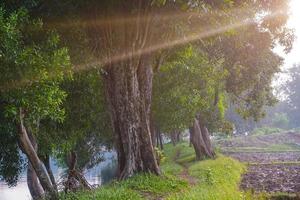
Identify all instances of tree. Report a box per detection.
[153,0,293,160]
[0,7,70,199]
[152,46,226,159]
[39,71,113,192]
[35,0,262,178]
[3,0,293,179]
[284,64,300,127]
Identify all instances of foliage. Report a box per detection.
[153,46,227,133]
[271,113,289,129]
[39,71,113,170]
[154,147,166,164]
[0,7,70,123]
[284,64,300,128]
[0,6,70,184]
[0,105,25,186]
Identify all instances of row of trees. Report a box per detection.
[228,64,300,133]
[0,0,293,199]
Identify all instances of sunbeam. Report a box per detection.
[0,7,285,92]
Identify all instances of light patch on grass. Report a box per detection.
[121,173,188,195]
[167,155,247,200]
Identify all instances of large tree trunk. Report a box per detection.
[103,54,160,179]
[27,133,44,200]
[190,118,215,160]
[87,1,160,179]
[17,109,58,200]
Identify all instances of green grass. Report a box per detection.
[160,143,184,175]
[59,173,187,200]
[59,142,270,200]
[167,155,247,200]
[59,185,143,200]
[252,127,284,136]
[121,173,188,196]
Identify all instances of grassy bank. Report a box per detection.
[59,143,263,200]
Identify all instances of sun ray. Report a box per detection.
[0,7,286,92]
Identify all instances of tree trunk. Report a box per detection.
[150,115,157,147]
[157,130,163,150]
[176,131,181,143]
[27,133,44,200]
[87,1,160,179]
[170,130,181,146]
[103,54,160,179]
[190,118,215,160]
[189,128,192,147]
[198,116,215,158]
[17,109,58,200]
[40,154,57,190]
[65,151,91,192]
[170,131,177,146]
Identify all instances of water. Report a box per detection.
[0,151,117,200]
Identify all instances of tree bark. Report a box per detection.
[27,133,44,200]
[17,109,58,200]
[150,115,157,147]
[40,154,57,190]
[170,130,181,146]
[65,151,91,192]
[103,54,160,179]
[170,131,177,146]
[190,118,215,160]
[157,130,163,150]
[87,1,160,179]
[198,116,215,158]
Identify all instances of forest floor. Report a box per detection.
[217,131,300,198]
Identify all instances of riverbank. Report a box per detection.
[59,142,266,200]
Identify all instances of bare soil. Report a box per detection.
[218,132,300,194]
[240,164,300,193]
[224,152,300,163]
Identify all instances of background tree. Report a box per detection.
[284,64,300,128]
[153,46,227,159]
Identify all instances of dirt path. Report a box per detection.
[174,148,198,186]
